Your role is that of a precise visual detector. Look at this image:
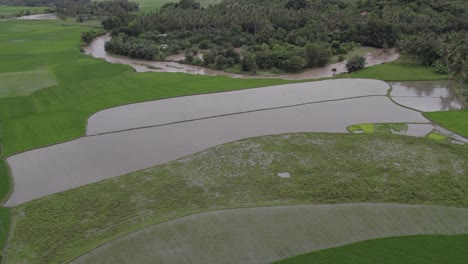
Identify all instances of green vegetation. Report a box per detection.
[345,55,366,73]
[134,0,221,13]
[4,133,468,263]
[347,123,409,135]
[0,19,291,157]
[0,207,11,261]
[70,206,468,264]
[426,132,449,141]
[0,68,57,97]
[0,161,11,204]
[425,111,468,137]
[347,123,374,133]
[0,5,48,18]
[343,61,447,81]
[100,0,466,75]
[276,235,468,264]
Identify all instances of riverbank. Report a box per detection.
[84,34,400,80]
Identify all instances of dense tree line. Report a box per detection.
[0,0,139,19]
[56,0,138,18]
[101,0,467,74]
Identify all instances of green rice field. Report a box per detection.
[276,235,468,264]
[0,6,48,18]
[425,111,468,137]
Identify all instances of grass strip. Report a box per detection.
[275,235,468,264]
[425,111,468,138]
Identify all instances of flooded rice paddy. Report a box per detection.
[84,34,399,80]
[71,204,468,264]
[389,81,463,112]
[87,79,389,135]
[6,79,430,206]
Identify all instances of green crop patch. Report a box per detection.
[425,111,468,137]
[348,123,411,135]
[0,68,57,98]
[275,235,468,264]
[426,132,449,141]
[341,62,447,81]
[0,207,10,254]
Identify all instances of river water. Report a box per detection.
[83,34,399,80]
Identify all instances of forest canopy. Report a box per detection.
[99,0,467,73]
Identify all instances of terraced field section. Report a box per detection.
[276,235,468,264]
[4,133,468,263]
[7,79,431,206]
[71,204,468,264]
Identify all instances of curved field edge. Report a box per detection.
[0,20,446,159]
[424,111,468,138]
[274,234,468,264]
[3,133,468,264]
[70,204,468,264]
[0,20,446,259]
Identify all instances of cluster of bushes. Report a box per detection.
[104,34,163,60]
[80,30,103,45]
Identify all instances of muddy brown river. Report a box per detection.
[5,79,430,206]
[83,34,399,80]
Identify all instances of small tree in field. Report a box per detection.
[346,55,366,73]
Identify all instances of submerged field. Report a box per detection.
[276,235,468,264]
[71,204,468,264]
[4,133,468,263]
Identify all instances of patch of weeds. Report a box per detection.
[426,132,449,141]
[348,123,374,133]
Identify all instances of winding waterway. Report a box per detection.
[83,34,399,80]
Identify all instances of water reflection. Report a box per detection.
[390,81,463,112]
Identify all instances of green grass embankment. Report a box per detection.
[275,235,468,264]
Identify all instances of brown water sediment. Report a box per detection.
[83,34,399,80]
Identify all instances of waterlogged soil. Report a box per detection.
[390,81,464,112]
[83,34,399,80]
[5,95,427,206]
[16,13,57,20]
[70,204,468,264]
[87,79,390,135]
